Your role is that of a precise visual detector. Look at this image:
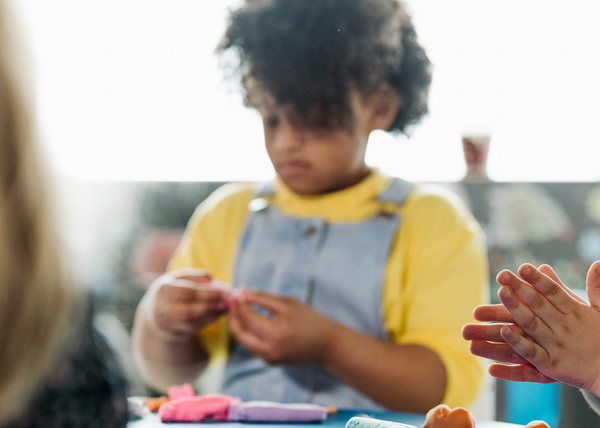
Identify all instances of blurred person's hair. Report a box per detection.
[217,0,431,134]
[0,0,75,421]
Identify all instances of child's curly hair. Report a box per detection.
[217,0,431,135]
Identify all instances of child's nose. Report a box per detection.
[272,121,305,152]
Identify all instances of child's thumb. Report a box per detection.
[586,261,600,310]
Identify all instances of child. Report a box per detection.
[132,0,488,414]
[462,262,600,415]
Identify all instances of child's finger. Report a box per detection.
[169,267,213,282]
[497,277,556,341]
[518,264,568,307]
[228,299,252,331]
[462,323,506,342]
[518,265,580,316]
[497,286,553,343]
[168,314,218,334]
[499,323,550,370]
[155,305,224,335]
[192,288,231,305]
[536,264,566,287]
[241,290,294,314]
[537,264,580,298]
[229,321,269,356]
[169,279,231,303]
[488,363,556,384]
[586,260,600,310]
[160,300,226,325]
[538,264,586,303]
[472,303,514,323]
[468,339,529,365]
[463,321,527,343]
[496,269,532,288]
[158,280,199,302]
[229,299,274,340]
[228,302,271,355]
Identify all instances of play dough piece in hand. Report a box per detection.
[228,401,327,422]
[422,405,476,428]
[159,393,241,422]
[167,383,195,400]
[345,416,417,428]
[525,422,550,428]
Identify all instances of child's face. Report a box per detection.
[260,92,375,196]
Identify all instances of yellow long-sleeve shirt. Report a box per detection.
[170,169,488,408]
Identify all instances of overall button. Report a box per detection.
[304,226,317,237]
[376,210,395,222]
[248,197,269,212]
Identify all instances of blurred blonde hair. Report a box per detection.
[0,0,74,421]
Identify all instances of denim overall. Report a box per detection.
[222,177,414,410]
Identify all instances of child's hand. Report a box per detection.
[228,290,339,365]
[462,264,574,382]
[464,262,600,397]
[145,268,231,340]
[462,263,584,383]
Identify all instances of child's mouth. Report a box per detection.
[278,160,311,176]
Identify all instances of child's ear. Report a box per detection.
[369,84,401,131]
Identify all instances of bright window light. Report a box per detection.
[11,0,600,182]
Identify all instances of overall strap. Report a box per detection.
[255,181,275,198]
[247,181,275,213]
[377,177,415,205]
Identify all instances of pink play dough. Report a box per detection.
[159,393,242,422]
[167,383,195,401]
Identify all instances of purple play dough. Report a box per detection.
[228,401,327,422]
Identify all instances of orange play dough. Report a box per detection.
[422,405,550,428]
[143,396,169,413]
[524,422,550,428]
[422,405,476,428]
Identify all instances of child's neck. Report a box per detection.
[286,167,372,197]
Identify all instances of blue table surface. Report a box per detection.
[128,408,525,428]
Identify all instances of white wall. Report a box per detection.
[11,0,600,183]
